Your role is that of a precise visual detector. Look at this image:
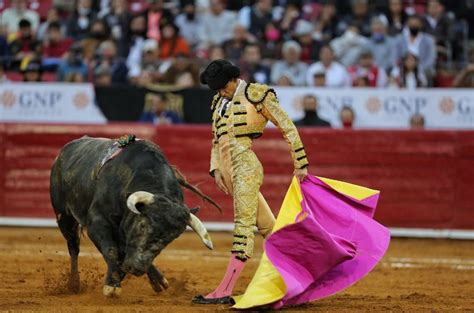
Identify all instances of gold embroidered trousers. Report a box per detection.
[217,135,275,260]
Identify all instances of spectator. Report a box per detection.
[8,19,41,65]
[330,24,370,67]
[238,0,274,40]
[37,8,63,41]
[239,43,271,84]
[306,45,351,87]
[198,0,237,49]
[336,0,372,37]
[57,43,89,82]
[81,19,110,61]
[452,64,474,88]
[222,24,254,62]
[340,106,355,128]
[271,40,307,86]
[94,64,113,86]
[175,0,201,48]
[294,94,331,127]
[42,22,73,59]
[423,0,452,46]
[20,58,42,82]
[313,1,339,42]
[66,0,97,40]
[261,22,283,59]
[383,0,408,36]
[144,0,174,43]
[0,63,9,82]
[140,93,182,125]
[125,14,148,76]
[0,0,40,34]
[159,22,190,59]
[293,19,323,63]
[103,0,130,57]
[394,15,437,75]
[368,16,396,72]
[129,39,160,85]
[389,53,428,89]
[93,40,128,84]
[65,72,86,82]
[208,44,225,61]
[278,0,302,36]
[0,35,7,63]
[161,54,200,87]
[347,50,388,88]
[312,70,326,87]
[409,113,425,129]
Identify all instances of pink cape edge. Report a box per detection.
[264,175,391,309]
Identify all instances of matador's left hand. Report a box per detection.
[294,167,308,182]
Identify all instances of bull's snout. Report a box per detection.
[122,260,147,277]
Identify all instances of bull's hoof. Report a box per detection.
[151,277,169,293]
[103,285,122,297]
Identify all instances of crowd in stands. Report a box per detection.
[0,0,473,89]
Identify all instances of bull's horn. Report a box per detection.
[126,191,155,215]
[188,214,213,250]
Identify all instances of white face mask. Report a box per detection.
[78,7,91,15]
[345,30,357,40]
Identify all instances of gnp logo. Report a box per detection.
[73,92,90,109]
[368,96,427,115]
[0,91,16,108]
[438,97,455,115]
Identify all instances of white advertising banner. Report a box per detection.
[274,87,474,129]
[0,83,106,124]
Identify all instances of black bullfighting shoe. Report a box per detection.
[192,295,235,305]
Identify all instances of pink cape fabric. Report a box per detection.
[265,176,390,309]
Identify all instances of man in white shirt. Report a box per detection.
[198,0,237,49]
[306,45,351,87]
[0,0,39,34]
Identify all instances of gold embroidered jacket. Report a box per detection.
[210,82,309,175]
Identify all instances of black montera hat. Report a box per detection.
[199,59,240,90]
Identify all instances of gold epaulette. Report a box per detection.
[244,83,276,112]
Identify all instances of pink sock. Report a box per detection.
[206,253,246,298]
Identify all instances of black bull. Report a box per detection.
[50,136,220,296]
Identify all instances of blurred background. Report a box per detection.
[0,0,473,237]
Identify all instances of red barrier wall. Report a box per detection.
[1,123,473,229]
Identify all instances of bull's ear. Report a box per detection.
[190,207,200,215]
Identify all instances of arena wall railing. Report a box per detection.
[0,123,473,239]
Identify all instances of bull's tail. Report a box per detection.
[172,166,223,213]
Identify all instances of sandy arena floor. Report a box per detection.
[0,227,473,312]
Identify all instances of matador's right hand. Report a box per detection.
[214,170,229,195]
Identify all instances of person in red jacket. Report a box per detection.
[159,22,190,59]
[42,22,73,58]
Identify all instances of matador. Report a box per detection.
[193,60,308,304]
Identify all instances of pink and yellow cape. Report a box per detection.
[233,175,390,309]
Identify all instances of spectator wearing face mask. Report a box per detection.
[66,0,97,40]
[8,19,41,65]
[93,40,128,84]
[347,50,388,88]
[340,106,355,129]
[394,15,437,76]
[81,19,111,62]
[368,16,396,72]
[42,22,73,59]
[57,43,89,82]
[175,0,201,49]
[125,14,148,76]
[292,19,323,63]
[294,94,331,127]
